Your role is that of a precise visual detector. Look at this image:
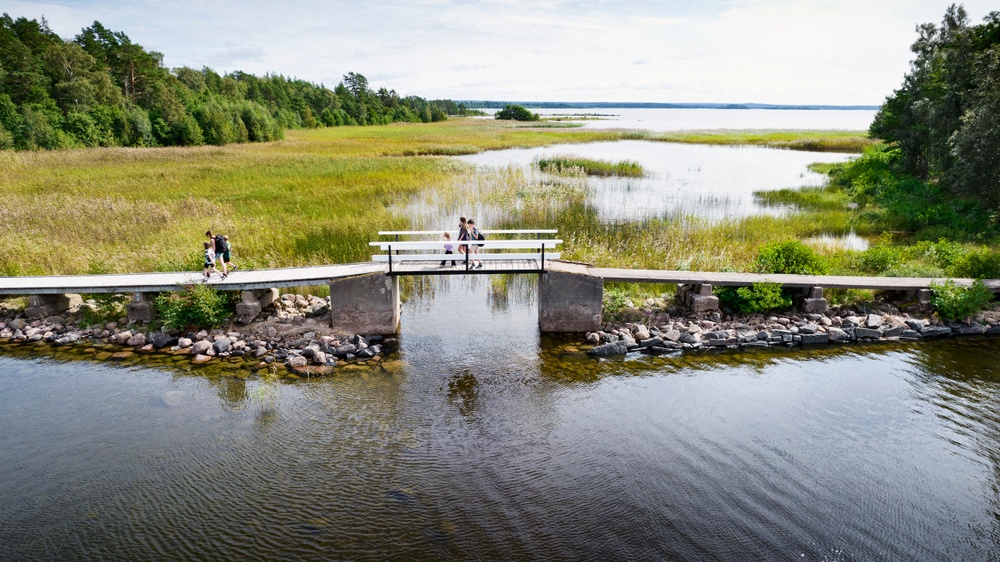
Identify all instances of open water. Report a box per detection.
[1,276,999,560]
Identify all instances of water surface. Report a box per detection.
[2,277,999,560]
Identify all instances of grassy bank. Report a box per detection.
[649,130,873,153]
[537,156,644,177]
[0,118,875,279]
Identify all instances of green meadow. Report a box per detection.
[0,118,872,278]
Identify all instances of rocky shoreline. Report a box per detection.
[587,300,1000,357]
[0,293,396,376]
[2,292,999,371]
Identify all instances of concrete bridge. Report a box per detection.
[0,229,996,333]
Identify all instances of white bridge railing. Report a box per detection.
[371,230,561,273]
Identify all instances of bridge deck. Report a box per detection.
[386,259,546,276]
[589,267,1000,291]
[0,262,387,295]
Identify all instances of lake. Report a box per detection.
[2,275,999,560]
[478,107,877,131]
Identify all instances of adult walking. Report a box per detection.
[457,216,470,267]
[206,230,229,278]
[468,219,483,269]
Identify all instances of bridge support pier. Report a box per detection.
[126,292,157,324]
[801,286,829,314]
[329,273,399,334]
[236,288,278,323]
[677,283,719,313]
[25,293,82,319]
[539,262,602,332]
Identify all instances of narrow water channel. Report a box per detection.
[2,276,999,560]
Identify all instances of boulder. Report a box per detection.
[587,340,629,357]
[191,354,213,365]
[151,332,178,349]
[212,337,232,354]
[177,337,193,349]
[854,327,881,340]
[126,333,147,347]
[190,340,213,355]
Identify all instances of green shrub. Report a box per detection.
[912,238,966,270]
[947,247,1000,279]
[154,285,236,330]
[754,240,828,275]
[857,233,903,274]
[717,282,792,314]
[930,279,994,321]
[495,104,540,121]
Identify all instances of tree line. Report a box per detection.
[857,4,1000,225]
[0,14,477,150]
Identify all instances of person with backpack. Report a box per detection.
[457,217,470,265]
[468,219,484,269]
[222,235,238,274]
[202,241,217,281]
[206,230,229,278]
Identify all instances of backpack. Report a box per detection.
[214,234,226,253]
[475,229,485,247]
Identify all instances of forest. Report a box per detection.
[0,14,474,150]
[845,5,1000,231]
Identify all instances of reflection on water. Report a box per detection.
[394,140,856,230]
[2,277,1000,559]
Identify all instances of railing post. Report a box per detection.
[541,243,546,272]
[388,244,393,274]
[464,243,470,270]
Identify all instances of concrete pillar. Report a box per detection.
[801,286,829,314]
[329,273,399,334]
[686,283,719,313]
[126,292,157,324]
[236,288,279,323]
[25,293,82,319]
[538,262,602,332]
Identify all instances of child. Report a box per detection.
[222,235,237,276]
[441,232,456,267]
[202,241,217,281]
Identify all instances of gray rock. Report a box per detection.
[150,332,177,349]
[826,327,848,342]
[799,324,819,335]
[212,337,232,354]
[191,340,213,355]
[955,324,988,335]
[901,330,922,339]
[742,341,769,348]
[866,314,882,328]
[312,351,328,365]
[588,340,629,357]
[632,325,651,341]
[639,337,665,349]
[800,333,830,345]
[882,325,905,338]
[55,333,81,345]
[663,329,682,342]
[905,319,926,330]
[126,333,147,347]
[920,326,952,337]
[679,332,701,345]
[586,332,601,344]
[756,330,770,341]
[177,337,193,349]
[855,327,881,339]
[255,346,268,357]
[288,355,308,367]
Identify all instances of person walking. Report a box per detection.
[222,235,238,273]
[468,219,483,269]
[202,241,217,281]
[456,216,470,268]
[441,232,456,267]
[206,230,228,278]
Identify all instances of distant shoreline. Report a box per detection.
[462,101,880,111]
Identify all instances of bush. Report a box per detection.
[857,233,903,274]
[154,285,236,330]
[754,240,828,275]
[947,247,1000,279]
[930,279,994,321]
[718,282,792,314]
[495,104,540,121]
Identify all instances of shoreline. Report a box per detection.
[2,292,999,372]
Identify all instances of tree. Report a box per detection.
[495,104,539,121]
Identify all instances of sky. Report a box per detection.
[4,0,998,105]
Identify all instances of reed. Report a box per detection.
[648,130,873,153]
[537,156,644,177]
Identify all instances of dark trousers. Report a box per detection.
[441,250,456,266]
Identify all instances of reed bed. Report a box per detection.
[537,156,644,177]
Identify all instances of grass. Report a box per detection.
[537,156,644,177]
[0,118,891,287]
[648,130,873,153]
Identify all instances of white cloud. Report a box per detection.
[4,0,998,104]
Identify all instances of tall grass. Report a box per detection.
[649,130,873,153]
[537,156,644,177]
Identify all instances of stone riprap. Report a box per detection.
[0,292,391,375]
[586,305,1000,357]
